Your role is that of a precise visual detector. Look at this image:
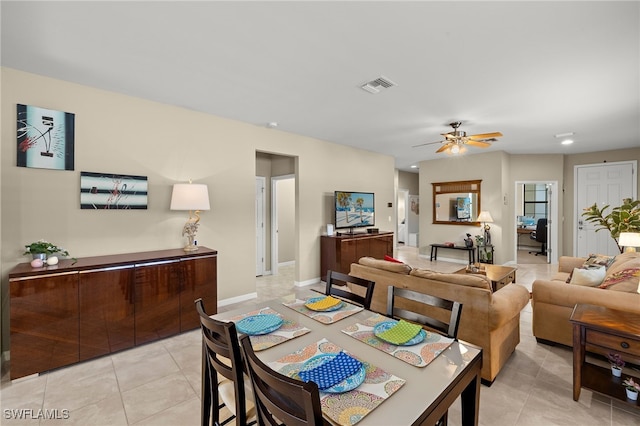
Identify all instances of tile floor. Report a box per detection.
[1,247,639,425]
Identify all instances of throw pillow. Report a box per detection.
[358,256,412,274]
[598,267,640,292]
[569,267,606,286]
[384,255,404,264]
[583,254,616,269]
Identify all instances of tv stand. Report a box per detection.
[320,232,393,281]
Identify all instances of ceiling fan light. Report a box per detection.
[561,139,574,145]
[450,144,460,154]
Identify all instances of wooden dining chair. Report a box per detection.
[239,335,326,426]
[386,286,463,339]
[324,270,376,310]
[195,298,255,426]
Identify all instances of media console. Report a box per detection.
[320,232,393,281]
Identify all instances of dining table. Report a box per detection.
[212,289,482,426]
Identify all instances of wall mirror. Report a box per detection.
[432,180,482,225]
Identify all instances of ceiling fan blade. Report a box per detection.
[466,140,491,148]
[469,132,502,140]
[436,143,452,153]
[412,140,444,148]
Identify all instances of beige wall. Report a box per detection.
[1,68,396,353]
[276,177,295,263]
[398,170,419,195]
[418,149,640,265]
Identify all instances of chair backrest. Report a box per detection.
[195,298,249,426]
[325,270,375,310]
[240,335,324,426]
[534,218,548,243]
[386,286,463,339]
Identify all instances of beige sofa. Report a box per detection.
[349,257,530,384]
[532,252,640,347]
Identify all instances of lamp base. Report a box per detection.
[183,244,199,252]
[624,247,637,253]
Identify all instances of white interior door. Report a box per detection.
[575,161,636,257]
[255,177,265,276]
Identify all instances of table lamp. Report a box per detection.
[477,210,494,245]
[618,232,640,253]
[170,182,210,252]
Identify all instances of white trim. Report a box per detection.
[256,176,266,277]
[294,277,322,287]
[278,260,295,267]
[217,292,258,307]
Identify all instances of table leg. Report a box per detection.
[460,372,480,426]
[431,246,436,261]
[572,323,585,401]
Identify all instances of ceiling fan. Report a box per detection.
[413,121,503,155]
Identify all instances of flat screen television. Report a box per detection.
[334,191,375,230]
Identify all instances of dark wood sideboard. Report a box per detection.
[9,247,217,380]
[320,232,393,281]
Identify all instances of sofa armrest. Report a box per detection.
[532,279,640,313]
[488,284,530,330]
[558,256,586,274]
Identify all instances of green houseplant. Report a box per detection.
[581,198,640,253]
[24,240,70,259]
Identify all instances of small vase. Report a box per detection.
[626,388,638,401]
[612,366,622,377]
[32,253,47,261]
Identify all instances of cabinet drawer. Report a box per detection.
[586,329,640,357]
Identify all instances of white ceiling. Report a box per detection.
[2,1,639,171]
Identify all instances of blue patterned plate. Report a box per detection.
[373,321,426,346]
[300,353,365,393]
[304,296,345,312]
[236,314,283,335]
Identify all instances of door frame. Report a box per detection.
[255,177,266,276]
[271,174,295,276]
[513,180,559,264]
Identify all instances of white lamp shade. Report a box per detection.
[619,232,640,248]
[170,183,210,211]
[477,211,493,223]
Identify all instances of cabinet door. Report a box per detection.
[338,239,358,275]
[180,255,217,331]
[79,266,135,361]
[10,272,79,379]
[366,235,393,259]
[134,260,181,345]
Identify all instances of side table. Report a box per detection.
[570,304,640,408]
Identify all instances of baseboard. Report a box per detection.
[294,277,322,287]
[218,292,258,307]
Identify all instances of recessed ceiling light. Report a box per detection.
[266,122,278,129]
[410,164,418,169]
[561,139,574,145]
[554,132,574,138]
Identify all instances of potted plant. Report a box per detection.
[608,352,625,377]
[622,377,640,401]
[24,240,71,260]
[582,198,640,253]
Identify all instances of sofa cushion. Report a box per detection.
[569,266,606,286]
[409,268,492,291]
[598,267,640,292]
[358,256,411,274]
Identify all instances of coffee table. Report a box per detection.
[456,264,517,292]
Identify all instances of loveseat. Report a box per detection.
[349,257,530,384]
[531,252,640,347]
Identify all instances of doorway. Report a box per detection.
[271,175,295,276]
[514,180,558,265]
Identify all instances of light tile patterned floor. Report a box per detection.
[1,247,639,425]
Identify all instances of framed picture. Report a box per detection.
[80,171,148,210]
[17,104,75,170]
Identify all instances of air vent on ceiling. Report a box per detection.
[360,76,397,94]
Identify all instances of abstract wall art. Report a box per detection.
[17,104,75,170]
[80,171,148,210]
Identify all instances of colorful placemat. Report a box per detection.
[269,338,405,426]
[283,297,363,324]
[228,307,310,351]
[341,313,454,368]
